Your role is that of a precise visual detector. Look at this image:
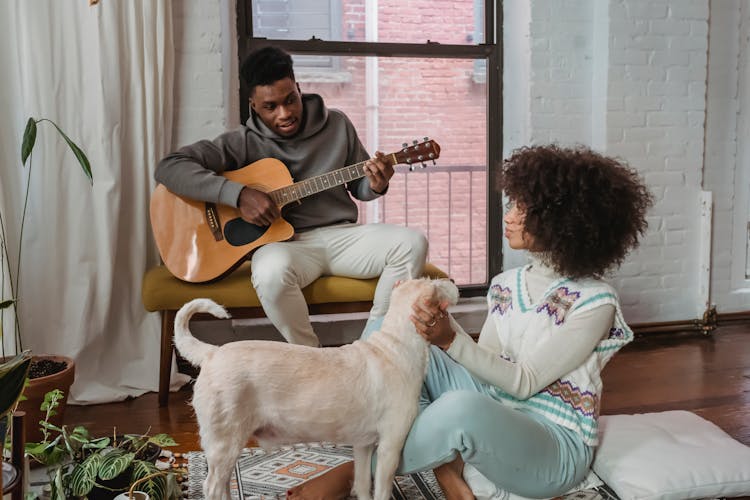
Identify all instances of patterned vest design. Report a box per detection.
[487,266,633,446]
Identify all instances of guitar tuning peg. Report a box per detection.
[402,143,408,149]
[409,165,416,172]
[423,136,429,142]
[421,163,427,169]
[432,159,436,165]
[413,139,419,145]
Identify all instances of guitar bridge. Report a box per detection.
[205,203,224,241]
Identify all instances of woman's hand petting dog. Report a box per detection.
[410,292,455,351]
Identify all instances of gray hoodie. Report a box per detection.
[155,94,381,231]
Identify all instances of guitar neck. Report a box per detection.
[266,139,440,206]
[267,157,385,206]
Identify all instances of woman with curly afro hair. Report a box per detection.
[500,144,653,279]
[289,145,653,500]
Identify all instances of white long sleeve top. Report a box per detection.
[445,257,633,445]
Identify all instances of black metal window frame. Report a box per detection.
[236,0,503,295]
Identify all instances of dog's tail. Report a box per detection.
[173,298,230,367]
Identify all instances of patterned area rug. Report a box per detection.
[186,443,620,500]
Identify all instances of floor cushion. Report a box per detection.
[592,410,750,500]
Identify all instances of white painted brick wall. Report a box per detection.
[528,0,595,146]
[526,0,712,322]
[171,0,226,147]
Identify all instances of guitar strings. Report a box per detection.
[267,140,434,205]
[269,160,369,205]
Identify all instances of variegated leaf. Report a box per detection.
[99,450,135,480]
[132,460,168,500]
[68,453,102,497]
[149,433,178,447]
[50,464,66,500]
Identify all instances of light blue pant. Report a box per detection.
[360,318,593,498]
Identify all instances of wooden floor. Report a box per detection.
[65,323,750,453]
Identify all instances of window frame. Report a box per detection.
[236,0,503,296]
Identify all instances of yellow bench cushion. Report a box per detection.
[142,262,448,312]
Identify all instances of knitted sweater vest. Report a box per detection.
[487,266,633,446]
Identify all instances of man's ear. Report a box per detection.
[249,98,256,113]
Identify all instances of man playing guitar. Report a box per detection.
[154,46,428,346]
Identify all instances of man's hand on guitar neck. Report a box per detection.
[238,187,281,227]
[365,151,394,195]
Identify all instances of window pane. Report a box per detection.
[253,0,484,45]
[300,55,488,286]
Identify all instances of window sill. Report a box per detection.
[296,69,352,84]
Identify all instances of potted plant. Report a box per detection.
[0,117,91,442]
[25,390,183,500]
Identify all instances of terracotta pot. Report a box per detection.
[15,355,75,444]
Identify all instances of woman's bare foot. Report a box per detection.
[434,457,475,500]
[286,461,354,500]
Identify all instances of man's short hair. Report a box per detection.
[241,46,296,94]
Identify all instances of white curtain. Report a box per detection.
[0,0,188,404]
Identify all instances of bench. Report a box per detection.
[142,262,448,406]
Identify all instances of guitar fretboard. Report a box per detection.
[268,160,369,205]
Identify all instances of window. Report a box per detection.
[237,0,502,292]
[253,0,343,74]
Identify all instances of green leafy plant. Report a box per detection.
[0,350,32,455]
[0,350,32,418]
[25,390,182,500]
[0,118,92,359]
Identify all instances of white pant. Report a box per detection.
[250,223,428,346]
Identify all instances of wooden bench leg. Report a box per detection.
[159,310,176,407]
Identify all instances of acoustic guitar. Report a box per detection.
[150,139,441,283]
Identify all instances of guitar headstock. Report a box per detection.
[392,138,441,171]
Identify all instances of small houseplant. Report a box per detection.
[0,117,92,441]
[25,390,183,500]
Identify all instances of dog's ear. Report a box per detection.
[433,278,459,306]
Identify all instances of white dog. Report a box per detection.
[174,278,459,500]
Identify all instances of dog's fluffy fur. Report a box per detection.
[174,278,459,500]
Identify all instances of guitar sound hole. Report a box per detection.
[224,218,268,246]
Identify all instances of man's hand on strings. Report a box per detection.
[238,187,280,226]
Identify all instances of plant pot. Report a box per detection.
[89,471,132,500]
[116,438,162,463]
[88,442,162,500]
[15,355,75,444]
